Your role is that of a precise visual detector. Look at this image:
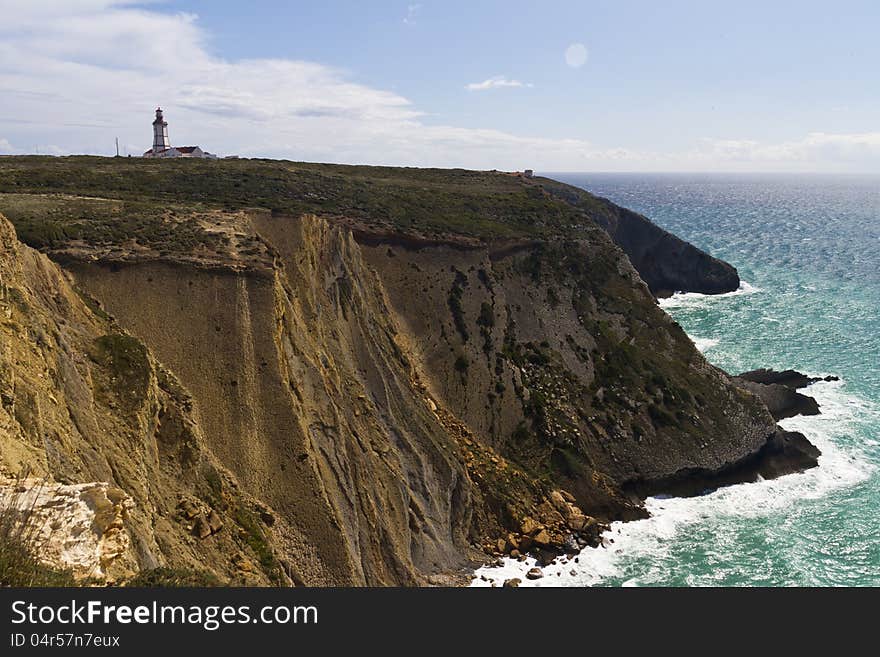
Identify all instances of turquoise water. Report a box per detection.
[474,173,880,586]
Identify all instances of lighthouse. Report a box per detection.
[143,107,216,159]
[152,107,170,153]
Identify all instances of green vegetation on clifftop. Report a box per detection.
[0,156,611,246]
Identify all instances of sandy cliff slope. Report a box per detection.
[0,212,290,584]
[0,159,814,585]
[66,212,783,583]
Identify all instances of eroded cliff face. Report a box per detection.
[53,210,782,584]
[355,232,771,491]
[0,478,136,581]
[67,218,479,585]
[0,213,290,584]
[0,160,808,585]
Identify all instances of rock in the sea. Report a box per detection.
[526,567,543,580]
[535,548,559,567]
[562,535,580,553]
[753,430,821,480]
[737,368,839,390]
[625,428,820,498]
[733,378,820,421]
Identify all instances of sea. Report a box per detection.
[473,173,880,586]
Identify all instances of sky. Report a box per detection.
[1,0,879,171]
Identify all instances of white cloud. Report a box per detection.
[0,138,65,156]
[0,137,20,154]
[564,43,588,68]
[0,2,877,172]
[695,132,880,170]
[403,3,421,25]
[0,2,427,159]
[465,76,533,91]
[0,2,591,168]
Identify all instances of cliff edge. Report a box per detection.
[0,158,815,585]
[533,176,740,297]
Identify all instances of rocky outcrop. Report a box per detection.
[733,368,839,421]
[0,477,137,581]
[737,368,839,390]
[0,212,293,585]
[535,177,740,297]
[637,366,834,495]
[592,205,740,297]
[753,430,821,480]
[354,222,779,506]
[0,157,821,586]
[624,428,819,498]
[732,378,820,421]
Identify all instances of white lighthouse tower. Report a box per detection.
[152,107,170,154]
[143,107,216,158]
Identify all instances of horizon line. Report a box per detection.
[1,153,879,176]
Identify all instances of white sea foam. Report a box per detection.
[658,281,761,310]
[471,379,876,587]
[691,337,719,352]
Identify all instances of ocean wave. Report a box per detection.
[658,281,761,310]
[691,337,719,352]
[471,379,876,588]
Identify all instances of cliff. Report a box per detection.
[0,212,289,585]
[0,157,736,297]
[533,177,740,296]
[0,157,815,585]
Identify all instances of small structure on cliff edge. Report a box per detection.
[143,107,217,159]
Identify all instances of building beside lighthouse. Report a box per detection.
[143,107,216,159]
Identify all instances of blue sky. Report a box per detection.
[1,0,879,171]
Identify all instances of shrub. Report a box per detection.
[125,567,221,587]
[88,334,150,411]
[447,270,469,342]
[476,302,494,328]
[232,504,284,585]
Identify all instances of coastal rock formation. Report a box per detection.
[68,211,798,572]
[0,159,821,584]
[737,368,839,390]
[732,377,820,421]
[0,478,137,581]
[589,204,740,297]
[733,368,838,421]
[0,212,291,585]
[352,223,773,502]
[533,177,741,297]
[754,430,821,480]
[624,428,820,498]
